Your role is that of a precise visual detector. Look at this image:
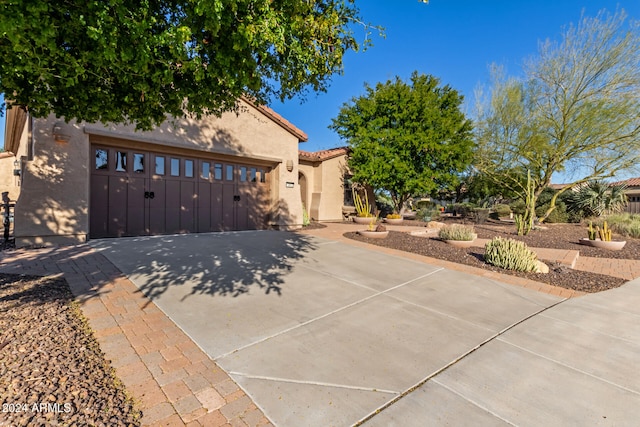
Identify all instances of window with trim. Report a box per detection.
[201,162,210,179]
[95,149,108,170]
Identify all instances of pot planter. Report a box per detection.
[443,233,477,248]
[353,216,375,225]
[384,218,404,225]
[357,230,389,239]
[579,238,626,251]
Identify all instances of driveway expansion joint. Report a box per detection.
[353,297,570,426]
[228,373,400,395]
[215,268,445,361]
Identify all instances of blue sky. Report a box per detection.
[271,0,640,162]
[3,0,639,182]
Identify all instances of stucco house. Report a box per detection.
[1,98,308,247]
[298,147,353,222]
[612,177,640,214]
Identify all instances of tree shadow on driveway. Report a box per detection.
[90,231,318,305]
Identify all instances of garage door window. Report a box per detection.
[155,156,165,175]
[95,149,108,170]
[240,166,247,182]
[115,151,127,172]
[250,167,257,182]
[134,154,144,173]
[214,164,223,180]
[226,165,234,181]
[170,158,180,176]
[201,162,210,179]
[185,160,194,178]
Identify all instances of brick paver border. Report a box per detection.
[0,246,272,427]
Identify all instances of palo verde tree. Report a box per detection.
[330,72,474,214]
[0,0,377,129]
[474,9,640,222]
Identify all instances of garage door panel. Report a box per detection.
[127,176,146,236]
[108,175,127,237]
[90,175,109,238]
[180,181,196,233]
[211,182,224,231]
[197,182,212,232]
[165,180,181,234]
[149,179,166,235]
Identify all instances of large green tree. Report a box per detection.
[0,0,374,129]
[474,9,640,222]
[330,72,474,213]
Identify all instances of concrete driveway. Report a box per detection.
[90,231,640,426]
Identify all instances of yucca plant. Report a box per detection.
[566,181,628,217]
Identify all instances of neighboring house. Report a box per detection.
[298,147,350,221]
[612,178,640,214]
[1,98,308,247]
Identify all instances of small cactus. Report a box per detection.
[484,237,539,272]
[598,221,612,241]
[588,221,597,240]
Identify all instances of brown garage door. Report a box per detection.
[90,145,270,238]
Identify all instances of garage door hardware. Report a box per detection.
[233,195,241,201]
[144,191,155,199]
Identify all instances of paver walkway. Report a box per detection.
[574,256,640,281]
[0,245,271,427]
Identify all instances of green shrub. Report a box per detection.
[417,208,440,222]
[535,203,569,223]
[484,237,539,272]
[603,213,640,238]
[438,224,476,241]
[472,208,491,224]
[452,203,475,218]
[416,200,435,210]
[493,203,512,217]
[302,203,310,226]
[509,199,526,216]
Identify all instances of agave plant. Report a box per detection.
[566,181,628,218]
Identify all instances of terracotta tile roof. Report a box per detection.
[240,96,308,142]
[548,183,569,190]
[299,146,349,162]
[612,177,640,187]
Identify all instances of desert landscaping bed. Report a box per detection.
[0,273,140,427]
[345,219,634,293]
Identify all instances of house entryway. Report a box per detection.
[89,144,271,238]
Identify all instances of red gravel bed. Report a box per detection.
[0,274,140,427]
[345,221,630,293]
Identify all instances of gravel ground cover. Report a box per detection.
[0,273,140,427]
[345,219,633,293]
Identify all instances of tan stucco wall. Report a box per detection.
[0,117,30,202]
[12,100,304,246]
[299,153,349,222]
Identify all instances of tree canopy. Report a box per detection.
[0,0,373,129]
[330,72,474,213]
[474,9,640,222]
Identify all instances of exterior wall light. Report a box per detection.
[52,122,71,144]
[13,159,20,176]
[286,160,294,172]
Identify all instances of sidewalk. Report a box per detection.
[0,246,272,427]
